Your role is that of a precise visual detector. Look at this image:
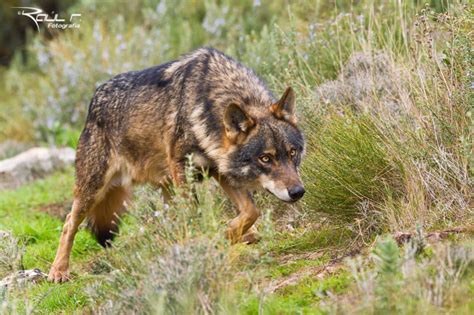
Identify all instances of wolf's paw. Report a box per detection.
[48,265,70,283]
[227,226,261,244]
[242,227,261,244]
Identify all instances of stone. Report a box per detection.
[0,147,75,190]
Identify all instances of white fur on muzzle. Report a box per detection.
[259,176,291,202]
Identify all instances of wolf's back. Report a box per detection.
[85,48,274,129]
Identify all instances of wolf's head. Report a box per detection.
[222,87,305,202]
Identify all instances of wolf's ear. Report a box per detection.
[271,87,297,125]
[224,103,255,143]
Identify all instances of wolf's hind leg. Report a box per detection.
[217,178,261,244]
[49,125,111,283]
[48,199,88,283]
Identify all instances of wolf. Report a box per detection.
[48,47,305,283]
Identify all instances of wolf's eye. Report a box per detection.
[290,149,297,157]
[259,155,272,164]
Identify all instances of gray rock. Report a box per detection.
[0,147,75,191]
[0,141,33,160]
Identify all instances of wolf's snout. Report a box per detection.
[288,186,305,201]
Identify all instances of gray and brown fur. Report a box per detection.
[49,48,305,283]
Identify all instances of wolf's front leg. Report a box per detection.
[217,178,261,244]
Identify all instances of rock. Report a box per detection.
[0,140,33,160]
[0,147,75,191]
[0,269,47,288]
[314,51,411,118]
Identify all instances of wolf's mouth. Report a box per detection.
[265,188,297,203]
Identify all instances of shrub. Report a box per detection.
[302,112,401,227]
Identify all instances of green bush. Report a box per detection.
[302,113,400,223]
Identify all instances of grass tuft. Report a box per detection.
[303,113,400,229]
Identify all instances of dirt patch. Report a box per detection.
[35,201,71,221]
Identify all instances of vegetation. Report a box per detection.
[0,0,472,314]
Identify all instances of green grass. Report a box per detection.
[278,272,351,305]
[17,276,95,314]
[270,226,354,255]
[0,169,100,271]
[268,258,327,279]
[0,170,102,313]
[239,272,351,314]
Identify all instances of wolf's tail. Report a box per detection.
[87,186,130,247]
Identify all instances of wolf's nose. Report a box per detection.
[288,186,305,201]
